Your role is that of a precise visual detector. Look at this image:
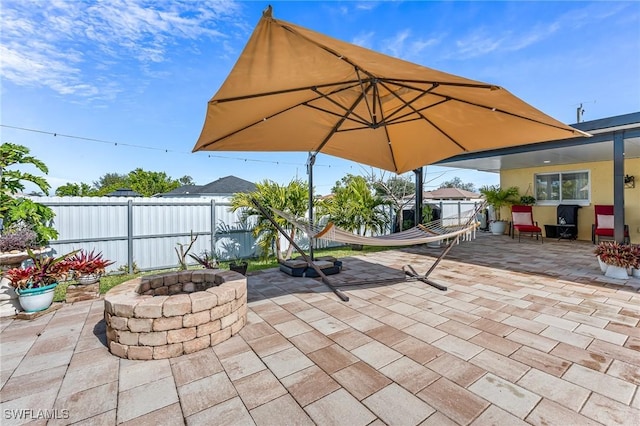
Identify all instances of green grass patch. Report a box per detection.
[53,244,395,302]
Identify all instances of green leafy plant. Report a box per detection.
[0,143,58,246]
[5,249,78,290]
[519,195,536,206]
[118,262,139,274]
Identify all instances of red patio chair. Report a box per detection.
[592,205,630,244]
[511,205,543,243]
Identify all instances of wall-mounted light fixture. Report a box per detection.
[624,174,635,189]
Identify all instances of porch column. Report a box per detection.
[613,131,625,243]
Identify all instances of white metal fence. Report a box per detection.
[30,197,482,273]
[31,196,257,273]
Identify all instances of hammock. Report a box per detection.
[271,205,483,247]
[252,198,484,299]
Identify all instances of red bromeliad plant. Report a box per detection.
[630,244,640,269]
[4,249,78,290]
[67,249,115,277]
[594,241,636,268]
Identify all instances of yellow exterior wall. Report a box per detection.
[500,157,640,243]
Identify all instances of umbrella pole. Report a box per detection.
[307,152,316,261]
[414,167,424,227]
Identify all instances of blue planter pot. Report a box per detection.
[15,283,58,312]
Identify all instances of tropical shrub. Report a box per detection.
[231,179,308,261]
[479,185,519,221]
[318,175,390,235]
[0,142,58,246]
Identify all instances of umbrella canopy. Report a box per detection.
[193,6,588,174]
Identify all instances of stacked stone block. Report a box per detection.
[104,269,247,360]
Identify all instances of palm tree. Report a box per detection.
[231,179,308,261]
[318,175,390,236]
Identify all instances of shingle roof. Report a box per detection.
[162,185,202,195]
[162,176,256,196]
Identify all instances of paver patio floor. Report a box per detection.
[1,233,639,425]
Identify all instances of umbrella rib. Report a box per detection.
[376,80,468,150]
[373,89,399,172]
[304,103,372,127]
[197,80,379,149]
[313,89,371,153]
[355,68,377,125]
[211,80,364,104]
[378,79,578,133]
[376,81,440,123]
[278,21,377,80]
[309,86,375,126]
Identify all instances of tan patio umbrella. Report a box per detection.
[193,6,589,292]
[193,6,588,173]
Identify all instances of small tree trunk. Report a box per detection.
[284,228,296,260]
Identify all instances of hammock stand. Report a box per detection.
[251,198,350,301]
[256,197,484,299]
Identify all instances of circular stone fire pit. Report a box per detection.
[104,269,247,360]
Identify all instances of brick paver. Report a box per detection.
[1,234,639,424]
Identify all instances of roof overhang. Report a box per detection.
[435,112,640,172]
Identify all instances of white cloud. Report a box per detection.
[0,0,244,100]
[450,2,632,60]
[352,31,375,49]
[381,29,440,60]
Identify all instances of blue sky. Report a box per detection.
[2,1,639,196]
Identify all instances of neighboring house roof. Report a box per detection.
[162,185,201,195]
[198,176,256,194]
[423,188,480,200]
[106,188,142,197]
[159,176,256,197]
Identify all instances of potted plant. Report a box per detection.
[630,245,640,278]
[479,185,519,235]
[594,241,635,279]
[68,249,115,285]
[4,249,77,312]
[519,195,536,206]
[229,257,249,276]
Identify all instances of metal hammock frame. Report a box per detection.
[252,198,484,301]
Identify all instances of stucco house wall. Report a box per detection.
[500,157,639,243]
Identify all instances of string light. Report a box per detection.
[1,124,478,177]
[1,124,332,168]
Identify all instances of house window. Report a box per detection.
[534,170,590,205]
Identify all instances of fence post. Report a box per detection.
[127,200,134,275]
[458,202,462,226]
[210,199,217,255]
